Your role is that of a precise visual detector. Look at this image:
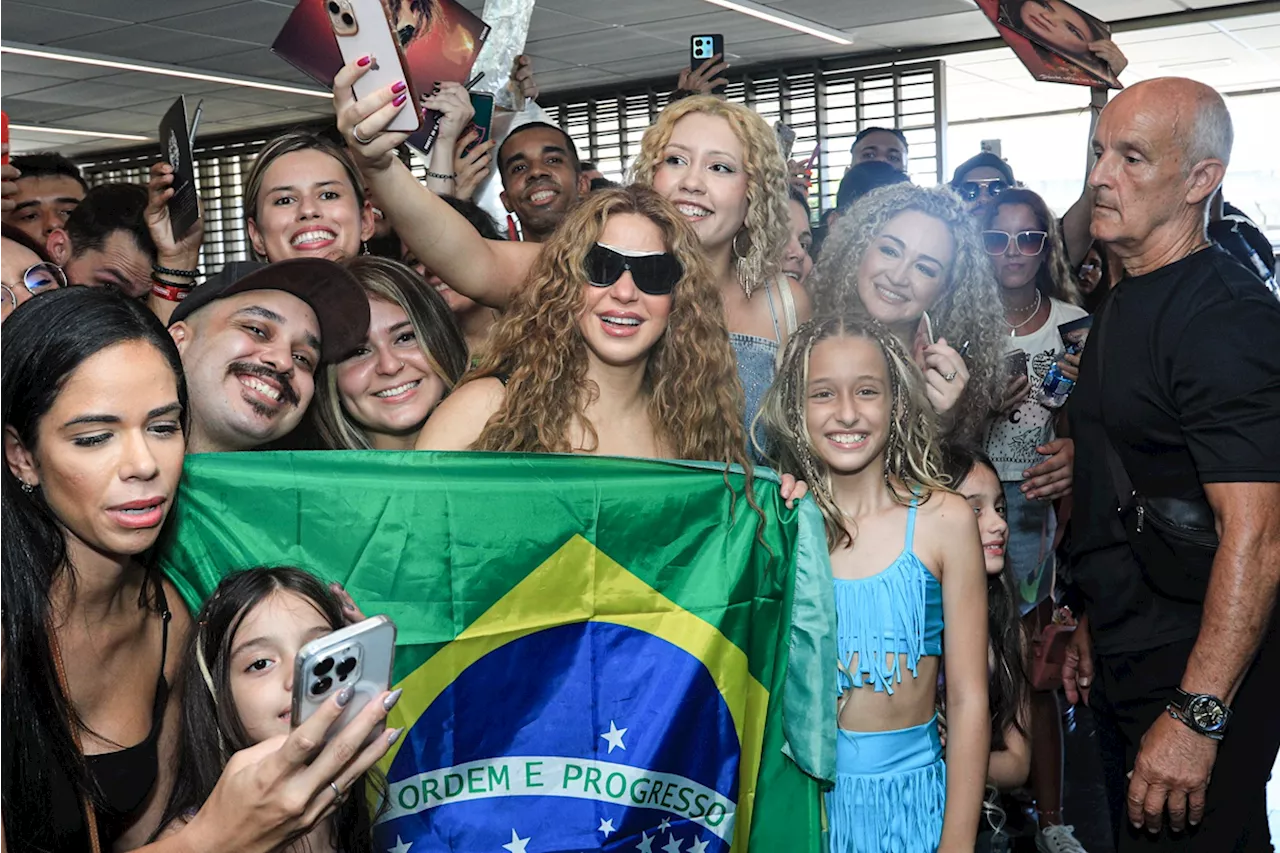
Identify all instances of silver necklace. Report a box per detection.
[1004,289,1043,336]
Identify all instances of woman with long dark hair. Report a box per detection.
[2,287,398,851]
[155,567,388,853]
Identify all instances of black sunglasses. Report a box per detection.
[585,244,682,296]
[957,179,1009,202]
[982,229,1048,256]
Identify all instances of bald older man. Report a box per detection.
[1063,77,1280,852]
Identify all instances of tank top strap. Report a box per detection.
[761,278,783,343]
[904,500,919,550]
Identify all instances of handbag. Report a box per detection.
[1094,294,1219,604]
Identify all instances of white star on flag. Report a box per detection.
[502,829,531,853]
[598,818,617,838]
[658,816,672,831]
[635,831,655,853]
[688,838,710,853]
[600,720,628,753]
[662,834,684,853]
[387,836,413,853]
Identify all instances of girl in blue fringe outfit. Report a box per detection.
[760,311,990,853]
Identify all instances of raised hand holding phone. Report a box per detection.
[292,615,397,746]
[685,34,728,95]
[327,0,420,134]
[335,59,415,172]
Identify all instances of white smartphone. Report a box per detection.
[326,0,421,134]
[291,614,397,744]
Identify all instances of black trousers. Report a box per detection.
[1090,616,1280,852]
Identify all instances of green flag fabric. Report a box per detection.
[159,451,835,851]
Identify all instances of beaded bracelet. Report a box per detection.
[152,263,201,278]
[426,169,456,181]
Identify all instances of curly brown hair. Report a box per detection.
[630,95,790,298]
[468,186,753,473]
[984,188,1082,306]
[809,183,1005,444]
[759,310,947,549]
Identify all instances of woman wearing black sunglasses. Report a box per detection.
[980,186,1090,853]
[416,185,759,478]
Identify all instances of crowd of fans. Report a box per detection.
[1,32,1277,853]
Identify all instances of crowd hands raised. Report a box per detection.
[3,34,1279,853]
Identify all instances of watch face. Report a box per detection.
[1188,695,1228,732]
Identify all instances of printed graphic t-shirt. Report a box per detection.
[985,297,1088,483]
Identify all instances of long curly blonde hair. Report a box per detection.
[630,95,789,298]
[985,188,1082,306]
[759,310,947,549]
[809,183,1004,443]
[469,185,753,472]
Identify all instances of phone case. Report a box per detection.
[292,614,397,742]
[2,111,9,164]
[774,122,797,160]
[689,34,726,95]
[327,0,421,133]
[463,91,495,156]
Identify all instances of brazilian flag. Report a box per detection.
[159,452,836,851]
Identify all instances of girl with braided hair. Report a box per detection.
[758,308,990,853]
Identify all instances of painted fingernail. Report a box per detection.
[393,93,407,107]
[387,727,404,745]
[358,55,371,67]
[336,685,355,707]
[383,688,404,711]
[392,80,407,94]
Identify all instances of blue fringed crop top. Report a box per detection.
[834,501,943,695]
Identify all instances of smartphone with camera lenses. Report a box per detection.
[291,614,397,744]
[689,34,726,96]
[326,0,421,134]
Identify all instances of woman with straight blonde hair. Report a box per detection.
[417,185,755,473]
[329,60,811,455]
[313,256,468,450]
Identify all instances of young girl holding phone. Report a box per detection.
[155,567,400,853]
[759,310,989,853]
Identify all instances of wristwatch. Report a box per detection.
[1166,689,1231,740]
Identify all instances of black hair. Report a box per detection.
[1,222,55,263]
[835,160,912,212]
[787,186,811,213]
[1081,240,1111,315]
[950,152,1016,188]
[64,182,157,263]
[365,230,404,260]
[439,195,502,241]
[940,444,1029,748]
[852,126,908,152]
[9,152,89,193]
[2,287,188,849]
[580,161,598,172]
[156,567,383,850]
[589,177,617,192]
[497,122,581,174]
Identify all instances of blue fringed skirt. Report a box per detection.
[826,715,947,853]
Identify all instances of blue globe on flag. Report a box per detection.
[376,621,741,852]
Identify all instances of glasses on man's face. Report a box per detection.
[958,179,1009,203]
[982,230,1048,257]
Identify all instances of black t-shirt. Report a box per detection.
[1069,246,1280,655]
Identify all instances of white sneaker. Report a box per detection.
[1036,824,1088,853]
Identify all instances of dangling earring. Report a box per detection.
[732,229,757,299]
[20,481,35,495]
[361,241,370,256]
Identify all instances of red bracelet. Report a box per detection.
[151,280,192,302]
